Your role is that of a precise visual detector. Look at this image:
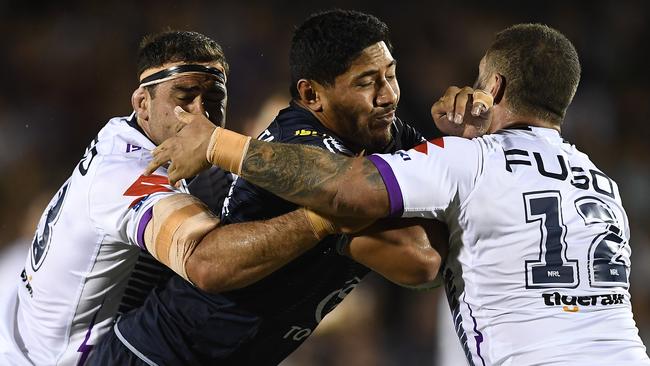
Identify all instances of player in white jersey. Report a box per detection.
[1,29,443,366]
[0,31,338,366]
[148,24,649,365]
[0,31,242,365]
[370,125,646,365]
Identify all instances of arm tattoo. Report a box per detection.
[240,139,388,217]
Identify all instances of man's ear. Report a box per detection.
[132,87,149,121]
[296,79,323,112]
[490,73,506,105]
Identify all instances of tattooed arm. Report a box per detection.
[146,108,389,218]
[241,139,390,218]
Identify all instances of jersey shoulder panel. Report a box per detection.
[84,116,183,247]
[94,116,156,158]
[266,105,354,155]
[369,136,483,219]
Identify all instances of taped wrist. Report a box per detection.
[302,208,337,240]
[143,194,220,282]
[206,127,252,175]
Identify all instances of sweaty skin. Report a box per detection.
[186,209,321,292]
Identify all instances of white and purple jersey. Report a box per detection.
[0,115,182,365]
[368,126,649,365]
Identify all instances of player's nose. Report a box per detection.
[376,79,398,107]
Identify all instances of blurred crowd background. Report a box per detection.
[1,1,648,365]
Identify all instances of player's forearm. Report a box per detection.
[186,209,320,293]
[146,115,389,218]
[239,139,390,218]
[346,218,444,286]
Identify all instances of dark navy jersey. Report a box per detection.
[187,166,233,214]
[97,102,424,366]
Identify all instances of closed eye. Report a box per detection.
[176,95,195,102]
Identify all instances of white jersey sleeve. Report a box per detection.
[88,152,179,251]
[367,136,482,220]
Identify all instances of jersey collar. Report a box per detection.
[126,112,156,146]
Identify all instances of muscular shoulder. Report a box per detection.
[224,105,352,222]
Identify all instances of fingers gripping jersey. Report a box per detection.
[369,127,649,365]
[1,116,183,365]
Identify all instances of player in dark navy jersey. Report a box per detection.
[91,10,447,365]
[222,100,423,222]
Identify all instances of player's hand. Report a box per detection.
[144,106,216,186]
[430,86,494,139]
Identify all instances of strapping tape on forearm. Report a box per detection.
[144,194,220,282]
[302,208,336,240]
[206,127,252,175]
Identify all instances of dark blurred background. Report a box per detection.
[1,1,648,365]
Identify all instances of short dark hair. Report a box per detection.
[136,30,229,80]
[485,24,580,124]
[289,9,392,99]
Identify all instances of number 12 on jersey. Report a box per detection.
[524,191,630,289]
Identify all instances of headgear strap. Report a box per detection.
[139,64,226,87]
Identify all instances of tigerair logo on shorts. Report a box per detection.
[542,292,625,312]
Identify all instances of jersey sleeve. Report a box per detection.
[87,154,182,249]
[366,136,483,220]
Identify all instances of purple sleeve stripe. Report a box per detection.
[136,207,153,250]
[366,155,404,217]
